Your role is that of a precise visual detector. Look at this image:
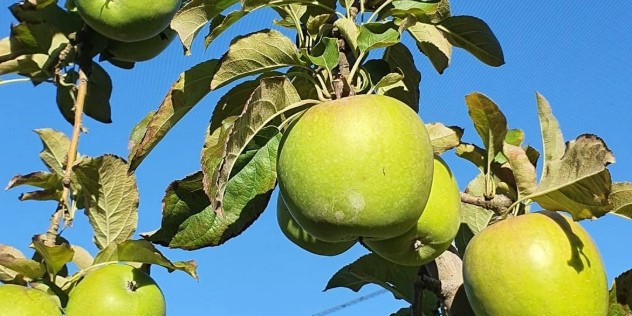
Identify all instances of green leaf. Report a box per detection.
[93,240,197,279]
[425,122,463,154]
[455,203,493,255]
[530,134,614,220]
[455,143,486,171]
[611,182,632,219]
[461,203,493,235]
[438,16,504,67]
[407,22,451,74]
[83,63,113,123]
[0,245,45,283]
[536,93,565,170]
[5,171,62,191]
[210,30,301,89]
[503,143,537,197]
[609,269,632,315]
[333,18,359,53]
[305,37,339,72]
[209,78,262,132]
[525,145,541,167]
[34,128,70,176]
[0,53,50,83]
[389,0,440,19]
[306,14,332,37]
[18,189,60,202]
[170,0,239,54]
[382,43,420,112]
[73,155,139,249]
[142,172,210,246]
[202,77,302,214]
[128,59,218,171]
[465,92,508,170]
[374,72,404,93]
[325,253,417,303]
[147,128,281,249]
[505,129,525,146]
[527,95,614,220]
[10,2,82,35]
[31,237,74,276]
[205,11,248,48]
[56,64,113,125]
[358,22,400,53]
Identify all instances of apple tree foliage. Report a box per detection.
[1,0,632,315]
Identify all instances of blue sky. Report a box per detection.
[1,1,631,315]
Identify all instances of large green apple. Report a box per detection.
[0,284,61,316]
[277,195,357,256]
[74,0,181,42]
[364,155,461,266]
[463,211,608,316]
[105,28,177,62]
[277,94,434,242]
[65,264,166,316]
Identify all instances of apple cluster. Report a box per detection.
[72,0,182,63]
[275,94,462,266]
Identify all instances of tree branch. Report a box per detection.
[460,192,513,214]
[47,68,88,239]
[412,247,476,315]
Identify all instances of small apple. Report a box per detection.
[0,284,61,316]
[104,28,177,63]
[463,210,608,316]
[65,264,166,316]
[74,0,182,42]
[364,155,461,266]
[277,94,434,242]
[277,195,356,256]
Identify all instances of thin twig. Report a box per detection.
[47,68,88,238]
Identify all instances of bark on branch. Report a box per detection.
[460,192,513,214]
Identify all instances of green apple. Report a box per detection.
[0,284,60,316]
[65,264,166,316]
[364,155,461,266]
[277,195,357,256]
[463,210,608,316]
[277,94,434,242]
[74,0,181,42]
[105,28,177,62]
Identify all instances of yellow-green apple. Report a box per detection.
[277,94,434,242]
[463,210,608,316]
[364,155,461,266]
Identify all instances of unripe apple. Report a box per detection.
[105,28,177,62]
[65,264,166,316]
[277,94,434,242]
[463,210,608,316]
[74,0,182,42]
[0,284,61,316]
[277,195,357,256]
[364,155,461,266]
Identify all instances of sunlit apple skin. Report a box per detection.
[364,155,461,266]
[106,28,177,62]
[277,94,434,242]
[0,284,61,316]
[74,0,181,42]
[463,211,608,316]
[65,264,166,316]
[277,195,357,256]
